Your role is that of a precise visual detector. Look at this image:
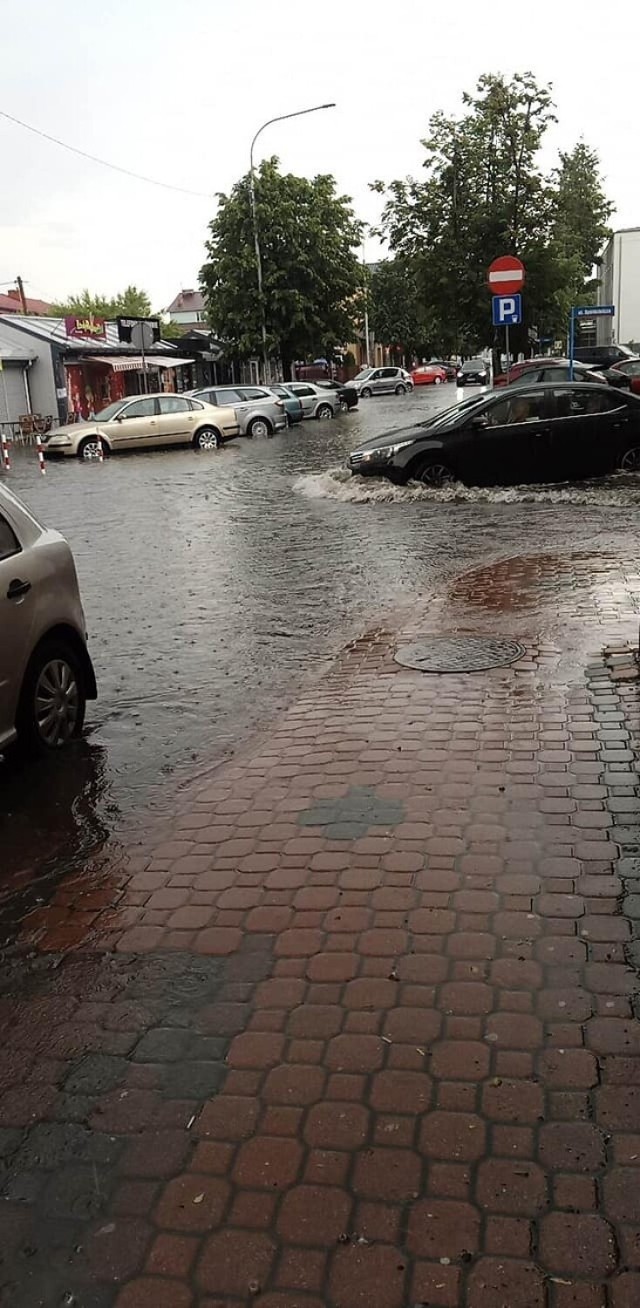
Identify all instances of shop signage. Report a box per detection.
[65,314,107,341]
[117,316,161,345]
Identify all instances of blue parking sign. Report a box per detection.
[492,294,522,326]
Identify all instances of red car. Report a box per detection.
[411,364,447,386]
[493,357,559,388]
[493,358,605,388]
[608,358,640,395]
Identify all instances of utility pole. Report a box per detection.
[16,276,28,314]
[249,103,336,385]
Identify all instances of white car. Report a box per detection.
[349,367,414,398]
[0,483,96,754]
[282,383,342,419]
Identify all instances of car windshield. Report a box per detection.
[93,400,126,421]
[354,369,373,381]
[463,359,485,370]
[419,394,490,432]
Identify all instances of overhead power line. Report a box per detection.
[0,108,213,198]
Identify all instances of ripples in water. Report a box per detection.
[294,466,640,506]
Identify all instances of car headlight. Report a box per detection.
[361,439,416,460]
[48,436,72,446]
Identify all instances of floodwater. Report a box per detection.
[2,385,640,903]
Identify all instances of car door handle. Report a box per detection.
[7,578,31,600]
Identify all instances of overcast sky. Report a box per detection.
[1,0,639,311]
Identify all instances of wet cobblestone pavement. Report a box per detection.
[2,550,640,1305]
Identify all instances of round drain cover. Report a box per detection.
[394,636,526,673]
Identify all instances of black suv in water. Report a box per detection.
[574,344,635,370]
[348,383,640,487]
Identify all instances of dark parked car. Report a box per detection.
[348,383,640,488]
[574,344,636,370]
[456,358,490,385]
[316,380,359,410]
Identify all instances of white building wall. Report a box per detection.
[598,229,640,348]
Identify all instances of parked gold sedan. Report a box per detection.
[44,393,239,459]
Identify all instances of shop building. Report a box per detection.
[0,314,193,427]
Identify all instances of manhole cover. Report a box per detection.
[394,636,526,673]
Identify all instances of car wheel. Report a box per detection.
[339,399,348,413]
[78,436,107,460]
[316,403,333,420]
[619,446,640,473]
[194,426,221,450]
[395,383,407,395]
[434,376,442,385]
[16,637,86,755]
[361,387,372,398]
[247,416,272,438]
[411,456,456,488]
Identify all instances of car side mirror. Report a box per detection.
[471,414,489,429]
[114,414,123,422]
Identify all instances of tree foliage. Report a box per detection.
[368,259,432,361]
[50,285,152,319]
[200,158,363,374]
[373,73,612,355]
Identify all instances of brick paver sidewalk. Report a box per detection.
[2,550,640,1307]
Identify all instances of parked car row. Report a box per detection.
[348,382,640,489]
[41,378,362,461]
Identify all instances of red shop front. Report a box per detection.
[65,360,125,420]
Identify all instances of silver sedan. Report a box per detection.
[190,385,287,437]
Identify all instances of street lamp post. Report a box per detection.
[249,103,336,384]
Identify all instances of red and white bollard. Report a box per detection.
[96,432,104,463]
[0,430,10,472]
[35,432,46,475]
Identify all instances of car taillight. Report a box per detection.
[274,399,284,408]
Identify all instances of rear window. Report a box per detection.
[551,387,627,417]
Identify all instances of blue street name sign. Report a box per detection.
[568,303,615,379]
[574,305,615,318]
[492,294,522,326]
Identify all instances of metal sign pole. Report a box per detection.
[505,324,510,383]
[569,309,575,382]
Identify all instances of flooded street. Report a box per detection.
[2,384,640,905]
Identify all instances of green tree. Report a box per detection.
[200,158,363,377]
[51,285,152,318]
[373,73,556,354]
[369,259,431,362]
[373,73,611,356]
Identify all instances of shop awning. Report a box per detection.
[85,354,194,372]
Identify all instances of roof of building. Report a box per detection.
[0,290,53,315]
[0,315,182,356]
[166,288,205,314]
[0,329,36,362]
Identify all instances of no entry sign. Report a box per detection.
[487,255,525,296]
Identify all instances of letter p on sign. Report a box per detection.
[492,294,522,326]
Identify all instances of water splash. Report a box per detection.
[293,467,640,507]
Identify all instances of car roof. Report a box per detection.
[495,380,635,394]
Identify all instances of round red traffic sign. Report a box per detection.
[487,255,525,296]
